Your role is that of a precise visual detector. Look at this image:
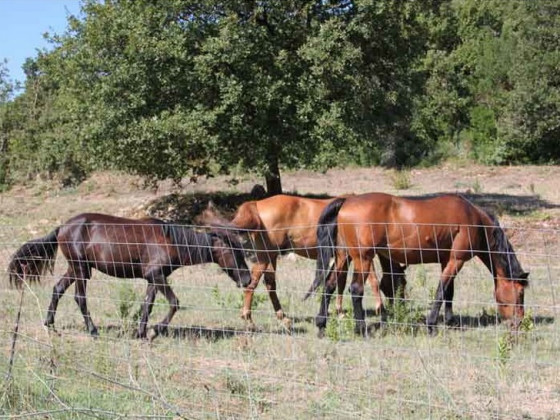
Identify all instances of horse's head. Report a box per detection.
[488,219,530,326]
[495,272,529,325]
[210,229,252,288]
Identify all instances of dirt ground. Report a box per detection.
[2,163,559,229]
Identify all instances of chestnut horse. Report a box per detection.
[8,213,251,338]
[306,193,529,336]
[202,194,406,328]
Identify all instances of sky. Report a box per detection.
[0,0,81,85]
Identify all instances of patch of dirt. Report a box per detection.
[1,165,559,232]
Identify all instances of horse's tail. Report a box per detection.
[7,227,60,287]
[199,201,262,233]
[303,197,347,301]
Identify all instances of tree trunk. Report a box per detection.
[265,154,282,196]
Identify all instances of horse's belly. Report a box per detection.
[94,261,145,279]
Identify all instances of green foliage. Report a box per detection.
[519,310,535,333]
[496,331,513,368]
[0,0,431,190]
[1,0,559,188]
[117,282,141,329]
[385,290,425,336]
[325,314,356,342]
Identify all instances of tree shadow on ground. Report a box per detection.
[134,189,559,224]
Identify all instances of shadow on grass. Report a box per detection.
[98,323,306,342]
[135,190,559,223]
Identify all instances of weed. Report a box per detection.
[325,313,355,342]
[472,178,483,193]
[519,310,535,333]
[391,170,412,190]
[496,331,514,368]
[416,266,427,288]
[117,282,142,331]
[223,369,248,395]
[385,292,425,335]
[211,285,266,310]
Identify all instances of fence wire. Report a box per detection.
[0,221,558,419]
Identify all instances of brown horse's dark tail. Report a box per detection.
[303,197,346,301]
[199,201,262,261]
[7,228,60,288]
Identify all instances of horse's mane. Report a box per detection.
[161,222,213,264]
[486,213,525,280]
[456,194,526,281]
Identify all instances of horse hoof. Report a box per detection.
[147,328,158,342]
[317,328,325,339]
[354,322,367,337]
[245,321,258,332]
[427,325,438,336]
[90,328,99,338]
[134,330,148,340]
[154,324,169,337]
[445,317,458,327]
[281,317,292,331]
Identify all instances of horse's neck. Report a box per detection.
[168,226,213,265]
[184,230,213,265]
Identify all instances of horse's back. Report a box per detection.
[341,193,483,225]
[393,194,483,225]
[240,194,333,252]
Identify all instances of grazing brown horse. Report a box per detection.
[8,213,251,338]
[202,194,406,328]
[306,193,529,336]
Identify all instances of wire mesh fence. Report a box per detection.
[0,220,559,419]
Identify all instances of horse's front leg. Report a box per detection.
[366,263,386,323]
[136,283,157,339]
[263,258,291,329]
[241,259,268,329]
[427,259,464,335]
[151,276,179,339]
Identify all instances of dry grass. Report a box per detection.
[1,165,559,419]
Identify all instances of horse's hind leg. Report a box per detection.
[335,258,350,317]
[73,266,98,336]
[427,258,464,335]
[45,267,77,329]
[349,257,372,336]
[315,265,338,338]
[367,263,385,322]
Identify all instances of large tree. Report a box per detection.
[20,0,427,194]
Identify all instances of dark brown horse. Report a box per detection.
[8,213,251,338]
[202,194,406,328]
[306,193,529,336]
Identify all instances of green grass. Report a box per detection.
[1,167,559,419]
[1,253,557,419]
